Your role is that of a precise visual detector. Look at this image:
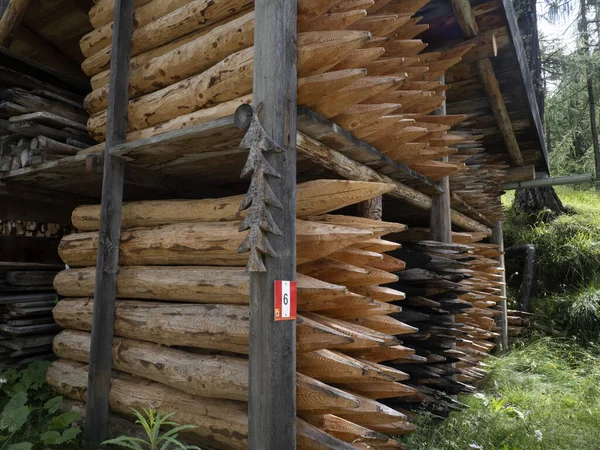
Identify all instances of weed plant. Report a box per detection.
[401,337,600,450]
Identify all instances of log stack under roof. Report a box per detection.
[48,180,424,449]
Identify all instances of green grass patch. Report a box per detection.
[503,186,600,296]
[400,337,600,450]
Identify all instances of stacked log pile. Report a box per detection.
[0,270,61,369]
[449,137,508,223]
[0,66,94,171]
[77,0,478,181]
[0,220,64,238]
[507,310,531,344]
[47,179,423,450]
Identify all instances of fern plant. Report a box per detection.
[102,409,201,450]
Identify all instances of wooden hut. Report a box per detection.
[0,0,548,448]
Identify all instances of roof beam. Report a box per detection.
[449,0,524,166]
[0,0,30,46]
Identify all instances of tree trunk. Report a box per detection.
[513,0,565,214]
[580,0,600,180]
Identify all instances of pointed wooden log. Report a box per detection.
[381,0,429,14]
[72,180,393,230]
[367,0,393,13]
[310,77,400,119]
[88,31,371,140]
[298,0,346,27]
[54,266,348,305]
[344,345,415,362]
[330,0,375,12]
[298,258,399,287]
[320,300,402,320]
[53,329,248,401]
[297,418,358,449]
[332,103,401,132]
[338,380,420,399]
[58,219,373,267]
[81,0,194,58]
[52,298,353,354]
[336,406,407,427]
[347,315,418,335]
[298,349,408,383]
[332,47,386,70]
[298,69,368,106]
[329,247,383,267]
[89,0,154,29]
[350,285,405,302]
[84,11,256,114]
[296,291,381,312]
[357,117,415,142]
[301,414,390,444]
[348,14,412,37]
[299,10,367,32]
[367,253,407,272]
[81,0,254,77]
[363,57,416,76]
[305,215,407,237]
[382,39,427,57]
[47,359,249,449]
[303,312,398,347]
[367,421,417,436]
[353,239,401,253]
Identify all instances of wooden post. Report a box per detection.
[492,221,509,351]
[429,75,452,244]
[248,0,297,448]
[357,196,383,220]
[84,1,134,448]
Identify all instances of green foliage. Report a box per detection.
[0,361,82,450]
[401,338,600,449]
[102,408,202,450]
[503,186,600,296]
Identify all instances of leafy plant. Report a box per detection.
[102,408,202,450]
[0,361,82,449]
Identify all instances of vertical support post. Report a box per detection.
[357,196,383,220]
[84,1,134,448]
[429,75,452,244]
[492,221,509,351]
[249,0,297,448]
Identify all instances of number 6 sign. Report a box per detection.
[274,280,297,321]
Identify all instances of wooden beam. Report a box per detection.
[84,1,134,449]
[248,0,297,448]
[296,132,492,235]
[491,221,509,351]
[501,164,535,183]
[0,0,30,46]
[449,0,524,166]
[429,75,452,244]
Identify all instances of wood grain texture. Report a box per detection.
[84,2,134,448]
[248,0,297,446]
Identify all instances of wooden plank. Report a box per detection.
[9,111,88,132]
[248,0,297,447]
[491,222,508,351]
[84,1,134,449]
[0,0,30,46]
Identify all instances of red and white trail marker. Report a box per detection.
[274,280,297,322]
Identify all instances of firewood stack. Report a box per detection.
[46,179,424,450]
[0,220,65,238]
[0,271,61,369]
[507,310,531,344]
[76,0,476,183]
[0,66,94,171]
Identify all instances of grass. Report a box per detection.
[400,337,600,450]
[502,186,600,296]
